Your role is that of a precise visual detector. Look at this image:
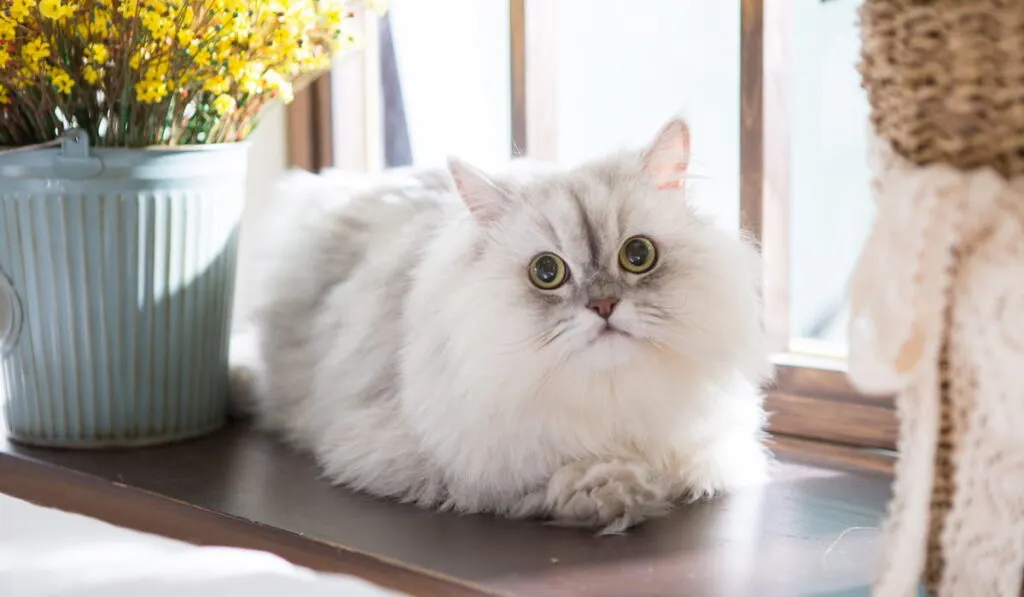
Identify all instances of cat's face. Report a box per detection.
[448,119,766,378]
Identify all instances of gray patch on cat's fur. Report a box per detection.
[352,218,446,408]
[634,258,675,290]
[528,289,565,310]
[565,181,601,269]
[586,270,623,303]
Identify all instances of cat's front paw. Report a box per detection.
[519,460,677,535]
[680,435,771,501]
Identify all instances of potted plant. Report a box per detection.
[0,0,383,448]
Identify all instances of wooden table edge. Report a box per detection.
[0,451,502,597]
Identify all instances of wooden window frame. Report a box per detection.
[740,0,896,459]
[510,0,558,161]
[285,0,897,460]
[286,76,334,173]
[287,7,381,173]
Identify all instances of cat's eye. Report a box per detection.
[618,236,658,274]
[528,252,569,290]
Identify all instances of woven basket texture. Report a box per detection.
[859,0,1024,178]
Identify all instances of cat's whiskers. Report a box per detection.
[531,340,576,396]
[637,303,688,319]
[538,322,572,350]
[500,318,574,354]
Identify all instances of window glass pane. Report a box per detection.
[379,0,512,168]
[789,0,874,349]
[555,0,740,230]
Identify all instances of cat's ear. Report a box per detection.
[447,157,505,223]
[642,118,690,191]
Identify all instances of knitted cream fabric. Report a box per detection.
[848,141,1024,597]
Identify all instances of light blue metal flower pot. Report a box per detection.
[0,130,247,448]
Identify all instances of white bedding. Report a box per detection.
[0,492,407,597]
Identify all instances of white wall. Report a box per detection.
[555,0,741,232]
[232,104,287,330]
[386,0,740,232]
[789,0,874,342]
[387,0,511,168]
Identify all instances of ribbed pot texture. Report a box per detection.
[0,132,247,447]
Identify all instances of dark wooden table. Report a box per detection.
[0,422,893,597]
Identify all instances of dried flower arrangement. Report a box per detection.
[0,0,385,147]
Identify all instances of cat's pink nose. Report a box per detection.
[587,298,619,319]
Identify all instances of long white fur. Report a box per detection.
[231,118,773,534]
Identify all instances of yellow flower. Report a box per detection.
[238,62,265,94]
[39,0,77,21]
[202,75,229,94]
[90,10,112,36]
[22,39,51,64]
[10,0,37,22]
[319,1,346,23]
[0,18,16,41]
[176,30,194,47]
[211,39,234,65]
[0,0,380,144]
[0,85,9,105]
[226,55,246,79]
[134,79,168,103]
[140,9,173,38]
[117,0,138,17]
[212,94,236,115]
[129,49,152,70]
[213,0,246,13]
[144,0,170,12]
[261,69,293,103]
[191,46,212,68]
[82,65,101,84]
[86,43,109,64]
[143,59,170,81]
[49,69,74,94]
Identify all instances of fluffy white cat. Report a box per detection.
[231,118,772,534]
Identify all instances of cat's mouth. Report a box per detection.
[595,323,632,340]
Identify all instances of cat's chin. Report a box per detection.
[575,327,643,370]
